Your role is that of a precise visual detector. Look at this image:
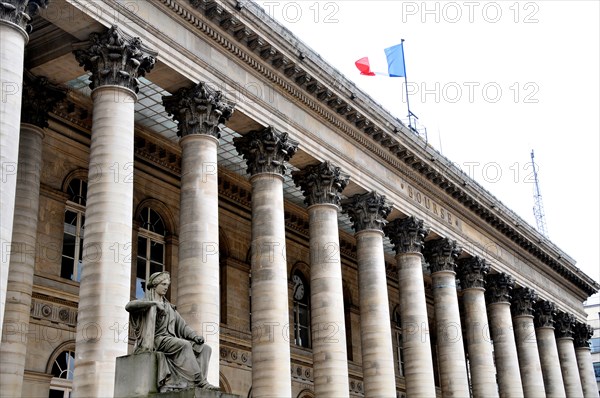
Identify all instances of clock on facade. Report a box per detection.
[292,274,305,300]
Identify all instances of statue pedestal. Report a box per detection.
[114,353,238,398]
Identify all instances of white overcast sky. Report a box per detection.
[254,0,600,285]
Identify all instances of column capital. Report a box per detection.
[485,272,514,304]
[457,256,489,289]
[424,238,460,273]
[233,126,298,176]
[384,216,428,254]
[554,311,576,339]
[573,322,593,348]
[342,191,391,232]
[21,71,67,128]
[0,0,47,33]
[73,25,157,93]
[510,287,537,317]
[534,300,557,328]
[162,82,235,139]
[292,161,349,207]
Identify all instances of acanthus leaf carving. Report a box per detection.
[485,272,514,304]
[534,300,557,328]
[384,216,428,254]
[573,322,593,348]
[73,25,157,93]
[0,0,48,33]
[554,311,576,339]
[163,81,235,138]
[21,71,67,128]
[457,256,489,290]
[424,238,461,274]
[292,161,349,207]
[342,191,392,233]
[233,126,298,176]
[510,287,538,317]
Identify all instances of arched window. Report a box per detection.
[392,307,405,377]
[61,178,87,281]
[48,349,75,397]
[292,270,310,348]
[135,207,166,298]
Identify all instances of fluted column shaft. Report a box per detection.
[575,347,599,397]
[511,287,545,397]
[557,338,584,397]
[573,323,599,397]
[177,134,220,384]
[536,327,566,397]
[72,85,136,397]
[488,302,523,397]
[234,127,297,398]
[426,238,469,397]
[462,288,498,397]
[0,18,28,339]
[355,230,396,397]
[294,161,350,397]
[342,191,395,397]
[385,216,436,397]
[308,203,349,397]
[513,315,546,397]
[249,173,291,397]
[0,125,43,397]
[71,26,155,397]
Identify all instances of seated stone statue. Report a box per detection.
[126,271,219,392]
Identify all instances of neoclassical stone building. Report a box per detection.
[0,1,598,397]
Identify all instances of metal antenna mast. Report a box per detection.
[531,150,549,237]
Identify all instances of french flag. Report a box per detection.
[355,43,406,77]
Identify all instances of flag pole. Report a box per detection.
[400,39,413,130]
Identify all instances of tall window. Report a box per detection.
[392,308,405,377]
[61,179,87,282]
[136,207,166,298]
[48,349,75,398]
[593,361,600,381]
[292,270,310,348]
[591,337,600,353]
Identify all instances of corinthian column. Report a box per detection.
[0,0,48,340]
[342,192,396,397]
[424,238,470,397]
[573,322,599,398]
[163,82,234,385]
[234,126,298,397]
[384,217,436,397]
[534,300,566,397]
[510,287,545,397]
[0,73,65,397]
[293,162,350,397]
[71,26,156,397]
[486,273,524,397]
[555,312,584,398]
[457,257,498,397]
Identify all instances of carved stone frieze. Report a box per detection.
[573,322,593,348]
[534,300,557,328]
[219,345,251,368]
[21,71,67,128]
[73,25,157,93]
[554,311,576,339]
[485,273,514,304]
[348,378,364,395]
[162,81,235,138]
[233,126,298,176]
[384,216,428,254]
[457,256,489,289]
[0,0,47,32]
[510,287,538,317]
[30,297,77,327]
[292,161,349,207]
[342,191,392,233]
[290,363,313,383]
[423,238,461,274]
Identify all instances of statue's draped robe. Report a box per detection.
[126,297,209,390]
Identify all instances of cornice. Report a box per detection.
[155,0,597,296]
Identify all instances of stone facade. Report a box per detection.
[0,1,598,397]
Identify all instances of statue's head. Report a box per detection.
[147,271,171,296]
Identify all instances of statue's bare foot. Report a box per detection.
[198,381,220,391]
